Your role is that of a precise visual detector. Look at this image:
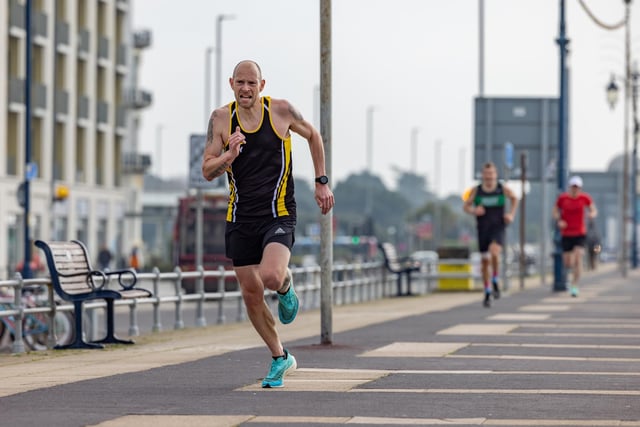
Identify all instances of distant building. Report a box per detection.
[0,0,152,277]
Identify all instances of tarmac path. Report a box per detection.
[2,263,639,426]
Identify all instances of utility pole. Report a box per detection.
[319,0,333,345]
[553,0,569,291]
[22,0,33,279]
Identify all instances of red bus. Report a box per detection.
[172,190,231,275]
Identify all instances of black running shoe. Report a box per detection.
[483,291,491,308]
[492,279,501,299]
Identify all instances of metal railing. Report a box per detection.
[0,260,491,354]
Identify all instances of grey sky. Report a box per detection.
[132,0,639,197]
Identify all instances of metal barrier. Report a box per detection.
[0,260,495,354]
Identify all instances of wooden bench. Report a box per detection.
[34,239,152,350]
[378,242,421,296]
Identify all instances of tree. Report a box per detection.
[392,168,433,209]
[333,172,412,238]
[293,177,318,235]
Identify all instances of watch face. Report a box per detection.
[316,176,328,184]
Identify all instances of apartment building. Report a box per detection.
[0,0,152,278]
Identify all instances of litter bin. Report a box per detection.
[436,246,473,291]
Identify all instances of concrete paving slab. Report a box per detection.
[359,342,468,358]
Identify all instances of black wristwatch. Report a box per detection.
[315,175,329,185]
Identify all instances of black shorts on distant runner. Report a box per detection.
[225,217,296,267]
[561,235,586,252]
[477,225,505,253]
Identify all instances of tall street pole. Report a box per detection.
[553,0,569,291]
[365,106,376,217]
[620,0,631,276]
[319,0,333,345]
[478,0,485,96]
[22,0,33,279]
[434,139,442,197]
[155,124,163,177]
[434,139,442,249]
[410,127,419,173]
[632,61,639,269]
[204,46,213,125]
[215,15,235,109]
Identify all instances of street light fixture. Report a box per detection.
[606,77,619,109]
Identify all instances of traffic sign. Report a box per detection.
[504,142,514,169]
[26,162,38,181]
[189,134,210,189]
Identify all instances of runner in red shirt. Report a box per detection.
[552,176,598,297]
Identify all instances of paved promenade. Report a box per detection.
[1,263,639,426]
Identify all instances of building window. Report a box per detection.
[7,113,19,176]
[54,123,65,180]
[95,132,104,185]
[76,199,89,244]
[75,126,85,183]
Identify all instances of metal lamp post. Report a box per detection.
[214,14,235,108]
[204,46,214,125]
[410,127,419,173]
[155,124,163,177]
[553,0,569,291]
[607,61,640,269]
[578,0,631,274]
[365,106,376,232]
[22,0,34,280]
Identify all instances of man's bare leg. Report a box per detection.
[489,242,502,298]
[570,247,584,297]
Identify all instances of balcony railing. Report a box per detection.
[8,78,47,109]
[98,36,109,60]
[97,101,109,124]
[8,78,23,105]
[55,21,70,46]
[9,0,24,30]
[116,105,127,128]
[55,90,69,116]
[34,10,48,38]
[77,95,89,119]
[125,89,153,109]
[78,29,90,56]
[133,30,152,49]
[116,44,127,67]
[122,152,152,174]
[33,83,46,110]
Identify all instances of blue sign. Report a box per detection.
[25,162,38,181]
[504,142,514,169]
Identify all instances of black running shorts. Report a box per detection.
[225,217,296,267]
[477,225,505,253]
[561,235,586,252]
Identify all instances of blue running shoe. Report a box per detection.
[570,285,579,297]
[278,269,299,324]
[262,350,297,388]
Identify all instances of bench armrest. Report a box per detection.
[104,269,138,290]
[57,270,108,291]
[397,256,421,269]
